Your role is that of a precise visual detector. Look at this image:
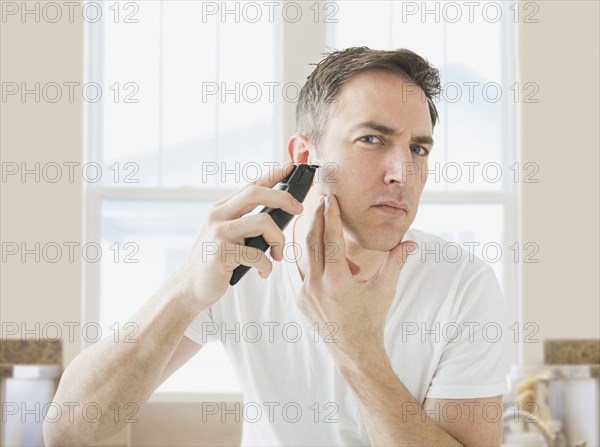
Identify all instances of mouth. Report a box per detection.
[372,201,408,216]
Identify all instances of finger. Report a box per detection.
[215,185,304,221]
[213,188,243,208]
[323,194,350,277]
[306,194,326,279]
[252,161,296,188]
[223,213,286,261]
[220,242,274,279]
[211,162,298,219]
[212,162,294,207]
[374,240,418,287]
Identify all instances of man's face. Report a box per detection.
[312,70,433,252]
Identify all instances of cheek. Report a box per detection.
[321,164,363,198]
[421,158,429,181]
[406,159,428,189]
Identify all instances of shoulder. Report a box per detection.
[401,227,503,314]
[404,227,494,278]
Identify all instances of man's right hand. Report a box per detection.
[175,162,304,310]
[43,162,305,447]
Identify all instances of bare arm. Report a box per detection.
[423,396,503,446]
[340,351,502,446]
[158,335,203,385]
[43,274,205,447]
[43,163,303,446]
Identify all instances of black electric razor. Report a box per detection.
[229,163,319,286]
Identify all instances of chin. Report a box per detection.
[347,227,406,252]
[369,239,404,252]
[340,208,414,251]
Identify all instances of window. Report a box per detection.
[84,0,280,393]
[84,1,521,395]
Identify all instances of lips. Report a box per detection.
[373,201,408,212]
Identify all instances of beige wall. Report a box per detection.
[1,3,83,366]
[519,1,600,365]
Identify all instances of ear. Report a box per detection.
[287,134,313,164]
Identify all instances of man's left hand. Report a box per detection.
[296,194,417,369]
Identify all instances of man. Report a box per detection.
[45,47,508,446]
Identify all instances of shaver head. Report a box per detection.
[281,164,320,202]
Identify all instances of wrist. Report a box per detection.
[335,344,390,382]
[162,267,211,316]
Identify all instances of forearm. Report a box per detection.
[44,270,204,446]
[338,349,462,447]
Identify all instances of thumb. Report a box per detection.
[375,240,418,285]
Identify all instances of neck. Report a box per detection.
[292,190,388,282]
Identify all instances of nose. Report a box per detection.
[382,144,419,185]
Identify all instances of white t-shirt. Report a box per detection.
[184,222,509,445]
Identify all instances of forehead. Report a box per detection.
[327,70,433,135]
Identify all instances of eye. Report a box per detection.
[410,145,429,156]
[359,135,383,145]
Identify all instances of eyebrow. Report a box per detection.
[349,120,434,146]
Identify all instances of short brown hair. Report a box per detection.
[296,47,441,147]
